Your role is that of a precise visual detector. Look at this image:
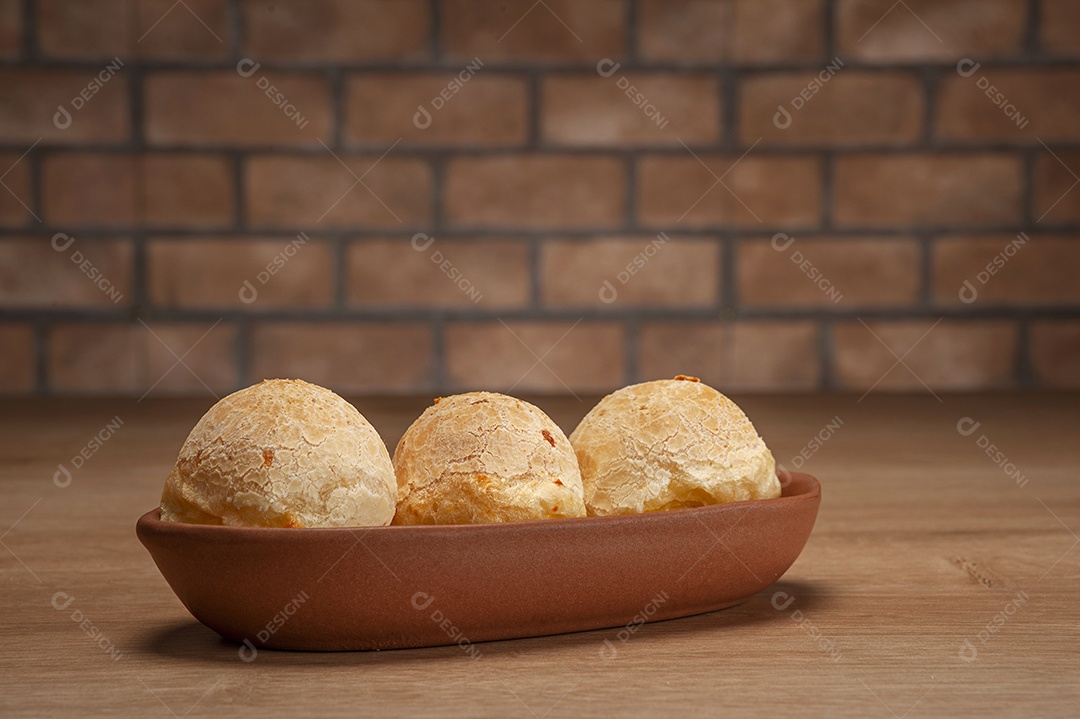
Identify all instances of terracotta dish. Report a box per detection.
[137,472,821,651]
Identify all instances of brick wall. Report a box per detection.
[1,0,1079,396]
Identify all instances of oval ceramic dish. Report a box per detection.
[137,472,820,651]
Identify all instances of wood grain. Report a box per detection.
[0,393,1077,717]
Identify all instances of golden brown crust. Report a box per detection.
[160,379,396,528]
[392,392,586,524]
[569,379,779,516]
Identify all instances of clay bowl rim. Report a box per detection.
[137,472,820,540]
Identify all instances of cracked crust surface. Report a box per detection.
[569,378,779,516]
[392,392,586,524]
[160,379,396,528]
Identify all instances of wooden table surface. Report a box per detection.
[1,393,1077,718]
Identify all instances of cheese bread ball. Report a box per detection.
[160,379,396,528]
[570,377,779,516]
[392,392,586,524]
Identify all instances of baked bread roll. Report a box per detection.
[570,376,779,516]
[160,379,396,528]
[392,392,586,524]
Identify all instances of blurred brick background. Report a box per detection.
[1,0,1079,396]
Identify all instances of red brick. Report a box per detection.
[242,0,429,61]
[1033,150,1080,224]
[638,0,824,63]
[542,74,719,146]
[41,153,233,228]
[637,154,821,228]
[836,0,1026,62]
[0,237,131,308]
[135,0,229,59]
[50,325,139,393]
[738,236,920,307]
[638,321,821,390]
[49,322,236,394]
[740,72,922,146]
[0,0,21,57]
[37,0,127,58]
[42,154,134,226]
[145,71,331,147]
[932,235,1080,306]
[540,236,719,308]
[148,237,334,309]
[0,151,34,226]
[36,0,228,59]
[142,322,238,394]
[833,319,1017,391]
[347,237,531,309]
[834,154,1022,227]
[251,323,433,393]
[245,155,432,228]
[345,73,528,147]
[441,0,624,62]
[0,69,129,144]
[938,69,1080,142]
[1042,0,1080,56]
[444,156,624,229]
[1031,320,1080,388]
[143,154,233,227]
[0,324,36,393]
[445,321,626,392]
